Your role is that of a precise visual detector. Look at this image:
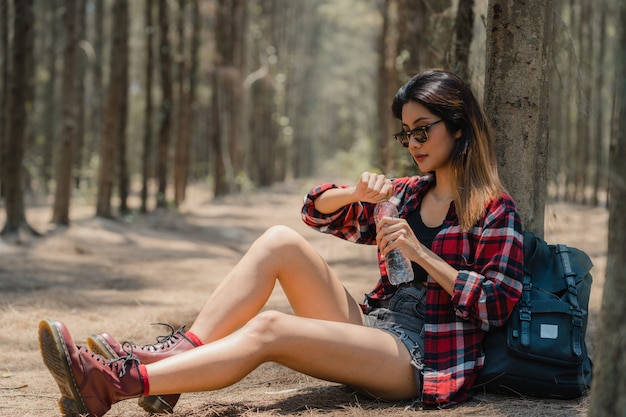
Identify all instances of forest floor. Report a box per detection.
[0,179,607,417]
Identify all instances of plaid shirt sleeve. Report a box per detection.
[300,183,378,244]
[450,196,524,330]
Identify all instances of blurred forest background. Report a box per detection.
[0,0,622,233]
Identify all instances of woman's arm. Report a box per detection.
[312,186,358,214]
[451,200,524,329]
[302,172,395,245]
[314,172,393,214]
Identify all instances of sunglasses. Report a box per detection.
[392,119,443,147]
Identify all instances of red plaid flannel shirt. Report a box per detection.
[301,176,524,406]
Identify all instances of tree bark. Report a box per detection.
[375,0,395,172]
[96,0,127,218]
[575,1,591,204]
[156,0,172,208]
[397,0,426,75]
[86,0,104,185]
[564,0,576,202]
[40,0,59,195]
[250,77,276,187]
[173,0,190,206]
[588,1,626,415]
[210,0,246,197]
[72,0,86,190]
[116,0,130,214]
[484,0,552,237]
[453,0,474,82]
[0,0,10,198]
[286,0,320,180]
[1,0,36,237]
[592,3,607,207]
[140,0,155,213]
[548,0,570,202]
[51,0,78,226]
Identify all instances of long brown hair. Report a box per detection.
[392,70,506,230]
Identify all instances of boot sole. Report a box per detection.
[87,334,176,415]
[38,320,90,417]
[86,334,119,360]
[138,394,175,414]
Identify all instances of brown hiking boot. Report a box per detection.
[38,319,144,417]
[87,323,198,414]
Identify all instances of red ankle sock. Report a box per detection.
[139,364,150,396]
[185,331,203,347]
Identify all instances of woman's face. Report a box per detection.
[400,101,461,174]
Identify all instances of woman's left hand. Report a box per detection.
[375,216,422,262]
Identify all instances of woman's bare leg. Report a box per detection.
[188,225,364,343]
[148,311,419,401]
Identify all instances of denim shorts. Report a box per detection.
[363,282,426,391]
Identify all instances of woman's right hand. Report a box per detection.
[312,172,393,214]
[352,172,393,204]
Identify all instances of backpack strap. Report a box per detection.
[556,244,584,358]
[518,232,539,348]
[519,273,533,347]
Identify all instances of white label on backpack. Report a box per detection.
[540,324,559,339]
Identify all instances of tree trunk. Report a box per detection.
[1,0,36,237]
[188,0,200,173]
[575,1,591,204]
[156,0,172,208]
[453,0,474,82]
[209,69,227,197]
[397,0,427,75]
[116,0,129,215]
[250,77,276,187]
[51,0,79,226]
[564,0,576,202]
[96,0,127,218]
[287,1,320,180]
[592,3,607,207]
[40,0,59,195]
[173,0,190,206]
[227,1,246,186]
[86,0,104,187]
[0,0,9,198]
[0,0,10,199]
[140,0,155,213]
[210,0,246,197]
[375,0,395,172]
[588,3,626,415]
[72,0,86,190]
[484,0,552,237]
[549,0,571,202]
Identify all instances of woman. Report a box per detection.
[39,70,524,417]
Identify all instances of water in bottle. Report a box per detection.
[374,200,414,285]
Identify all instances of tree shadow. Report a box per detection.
[0,207,269,309]
[177,386,409,417]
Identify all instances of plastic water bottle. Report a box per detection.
[374,200,414,285]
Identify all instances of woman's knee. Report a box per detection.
[258,225,307,252]
[261,225,300,243]
[241,310,290,348]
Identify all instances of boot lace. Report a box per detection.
[109,345,141,378]
[80,346,140,378]
[125,323,187,353]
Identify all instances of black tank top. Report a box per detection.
[406,209,443,282]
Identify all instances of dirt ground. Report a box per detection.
[0,180,606,417]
